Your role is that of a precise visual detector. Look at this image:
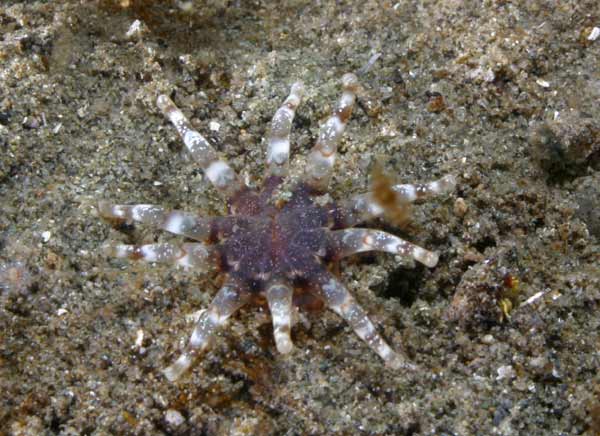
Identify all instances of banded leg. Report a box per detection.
[329,228,439,268]
[163,282,250,381]
[341,175,457,225]
[157,95,244,198]
[103,242,213,270]
[304,73,358,192]
[317,273,413,370]
[266,281,294,354]
[98,202,213,240]
[266,82,304,177]
[392,175,457,203]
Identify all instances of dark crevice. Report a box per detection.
[380,264,427,306]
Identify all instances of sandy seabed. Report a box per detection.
[1,1,599,434]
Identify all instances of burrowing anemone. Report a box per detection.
[99,73,456,381]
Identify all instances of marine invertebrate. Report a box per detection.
[99,73,456,381]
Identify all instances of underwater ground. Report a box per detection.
[1,0,599,434]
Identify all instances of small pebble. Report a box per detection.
[135,329,144,348]
[481,334,495,345]
[496,365,515,381]
[165,409,185,427]
[453,197,468,217]
[536,79,550,88]
[125,19,147,39]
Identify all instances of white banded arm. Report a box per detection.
[266,82,304,177]
[163,282,250,381]
[103,242,213,270]
[304,73,358,192]
[392,175,456,203]
[330,228,439,268]
[317,273,413,370]
[266,281,294,354]
[98,202,212,241]
[157,95,244,198]
[342,175,457,225]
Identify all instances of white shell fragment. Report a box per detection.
[536,79,550,88]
